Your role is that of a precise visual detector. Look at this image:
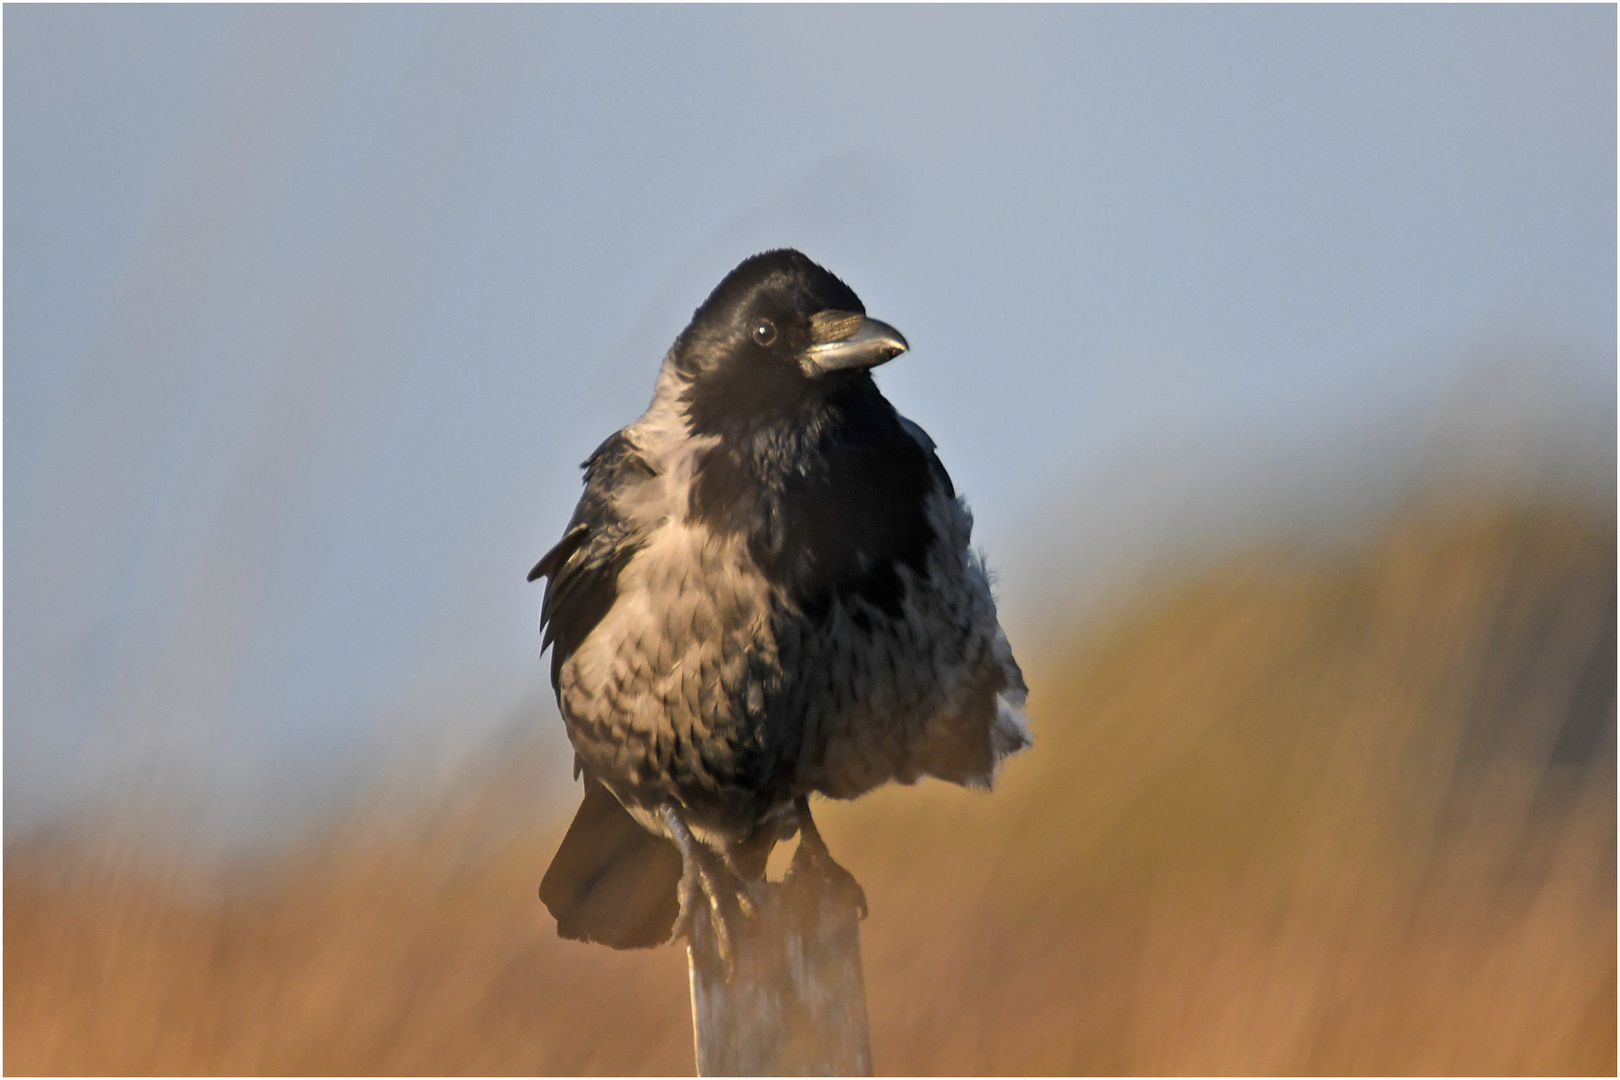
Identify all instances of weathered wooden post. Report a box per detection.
[686,862,872,1076]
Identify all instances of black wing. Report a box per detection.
[896,413,955,501]
[528,431,654,692]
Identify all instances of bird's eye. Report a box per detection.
[751,319,777,346]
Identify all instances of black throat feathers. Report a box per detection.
[687,376,940,622]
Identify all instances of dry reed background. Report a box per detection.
[6,496,1614,1075]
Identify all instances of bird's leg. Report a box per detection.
[788,795,868,918]
[659,802,755,973]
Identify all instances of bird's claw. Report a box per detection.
[669,842,757,977]
[789,836,869,918]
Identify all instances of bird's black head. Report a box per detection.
[673,249,908,440]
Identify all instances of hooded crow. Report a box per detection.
[530,249,1029,964]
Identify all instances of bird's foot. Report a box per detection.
[661,805,757,976]
[789,797,868,918]
[672,844,760,976]
[788,838,868,917]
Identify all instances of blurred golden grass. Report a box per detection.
[7,499,1614,1074]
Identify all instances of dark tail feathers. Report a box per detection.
[539,779,682,949]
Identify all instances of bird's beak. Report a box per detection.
[803,311,909,375]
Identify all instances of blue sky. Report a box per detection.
[6,5,1614,845]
